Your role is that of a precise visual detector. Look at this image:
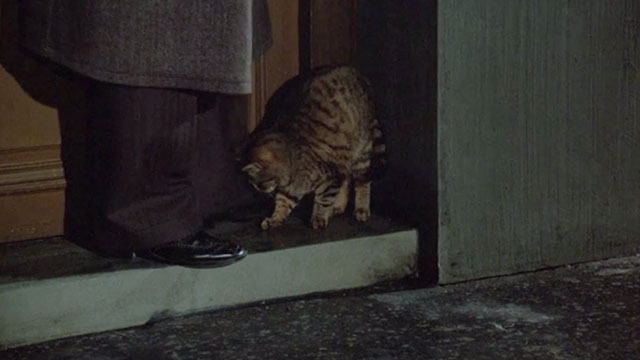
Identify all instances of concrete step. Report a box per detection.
[0,216,417,349]
[6,255,639,360]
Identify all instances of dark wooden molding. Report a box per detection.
[249,0,300,129]
[298,0,312,74]
[0,145,66,195]
[299,0,358,71]
[252,56,268,130]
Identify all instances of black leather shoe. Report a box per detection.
[135,231,247,268]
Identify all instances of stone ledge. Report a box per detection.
[0,216,417,349]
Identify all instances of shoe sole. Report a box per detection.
[135,249,248,268]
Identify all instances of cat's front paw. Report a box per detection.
[354,208,371,222]
[261,217,283,230]
[311,215,330,229]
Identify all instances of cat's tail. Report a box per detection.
[369,118,387,180]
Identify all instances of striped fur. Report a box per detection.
[241,66,386,229]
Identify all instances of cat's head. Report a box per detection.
[240,134,290,195]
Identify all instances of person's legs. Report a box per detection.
[67,82,200,255]
[194,95,270,223]
[64,81,252,266]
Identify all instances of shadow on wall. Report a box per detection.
[0,0,88,138]
[357,0,438,283]
[0,0,81,107]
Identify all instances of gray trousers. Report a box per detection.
[63,82,253,256]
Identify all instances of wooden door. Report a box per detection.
[0,0,68,242]
[0,67,67,243]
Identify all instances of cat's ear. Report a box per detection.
[241,163,262,176]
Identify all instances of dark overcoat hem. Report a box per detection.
[27,43,275,94]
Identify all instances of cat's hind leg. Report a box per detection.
[353,181,371,222]
[352,154,372,222]
[311,179,344,229]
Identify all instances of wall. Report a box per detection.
[439,0,640,283]
[0,0,69,242]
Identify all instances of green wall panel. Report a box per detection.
[439,0,640,283]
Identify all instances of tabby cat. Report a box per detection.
[241,66,386,230]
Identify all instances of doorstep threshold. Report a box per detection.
[0,215,418,349]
